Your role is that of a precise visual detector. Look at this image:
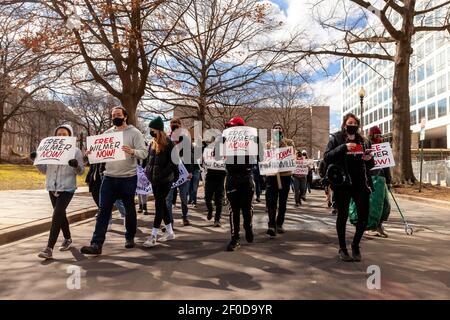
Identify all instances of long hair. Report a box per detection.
[151,130,168,154]
[341,113,365,142]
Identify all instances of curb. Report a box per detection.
[0,207,98,246]
[392,193,450,208]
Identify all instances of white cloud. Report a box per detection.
[310,76,342,113]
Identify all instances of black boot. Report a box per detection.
[226,238,241,251]
[138,204,143,213]
[339,247,353,262]
[81,243,102,255]
[143,204,150,215]
[351,243,362,262]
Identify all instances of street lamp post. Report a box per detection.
[359,86,365,130]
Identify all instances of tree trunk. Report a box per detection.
[391,39,416,184]
[0,125,4,162]
[121,96,138,126]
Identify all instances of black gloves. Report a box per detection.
[30,151,37,160]
[68,159,78,168]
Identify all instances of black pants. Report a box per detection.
[265,175,291,229]
[226,174,254,240]
[47,192,74,249]
[90,181,101,208]
[205,174,225,221]
[334,185,370,249]
[153,182,172,229]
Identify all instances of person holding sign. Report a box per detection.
[292,150,308,207]
[349,126,391,238]
[81,107,148,255]
[32,124,84,260]
[143,117,179,247]
[324,113,374,262]
[264,123,295,238]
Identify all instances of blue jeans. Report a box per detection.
[92,176,137,245]
[189,169,201,204]
[167,181,189,220]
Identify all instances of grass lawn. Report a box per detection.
[0,164,87,191]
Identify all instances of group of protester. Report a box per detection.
[32,107,391,262]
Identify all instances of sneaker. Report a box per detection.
[351,244,362,262]
[59,238,72,251]
[160,232,175,242]
[192,203,198,208]
[226,238,241,251]
[143,235,158,247]
[266,228,276,239]
[80,243,102,255]
[125,239,135,249]
[213,220,222,228]
[207,210,213,221]
[38,247,53,259]
[183,218,191,226]
[276,226,286,234]
[339,248,353,262]
[245,229,254,243]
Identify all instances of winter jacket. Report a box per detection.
[145,137,178,185]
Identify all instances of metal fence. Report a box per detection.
[412,160,450,187]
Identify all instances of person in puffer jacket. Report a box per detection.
[32,124,84,260]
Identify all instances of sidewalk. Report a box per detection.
[0,187,98,245]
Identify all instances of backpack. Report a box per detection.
[318,159,327,178]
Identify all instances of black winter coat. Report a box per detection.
[145,138,178,185]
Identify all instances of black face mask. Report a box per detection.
[150,131,157,138]
[346,125,359,135]
[113,117,125,127]
[171,125,179,132]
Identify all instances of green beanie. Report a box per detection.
[149,116,164,131]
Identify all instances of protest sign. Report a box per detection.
[203,146,226,171]
[172,162,189,188]
[136,165,152,195]
[371,142,395,169]
[86,132,126,164]
[222,126,258,156]
[259,146,296,175]
[33,136,77,165]
[346,143,364,155]
[294,160,309,176]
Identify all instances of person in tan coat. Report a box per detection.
[264,123,295,238]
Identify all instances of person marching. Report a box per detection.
[81,107,148,255]
[143,117,179,247]
[222,117,261,251]
[33,124,84,259]
[204,136,227,227]
[137,140,150,215]
[264,123,295,238]
[324,113,374,262]
[292,150,308,207]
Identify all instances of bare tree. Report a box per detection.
[277,0,450,183]
[145,0,295,128]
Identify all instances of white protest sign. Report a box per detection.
[203,146,226,171]
[371,142,395,169]
[222,126,258,157]
[136,165,152,195]
[294,160,309,176]
[172,162,189,188]
[259,146,296,175]
[86,132,126,164]
[34,136,77,165]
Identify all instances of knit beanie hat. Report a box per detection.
[149,116,164,131]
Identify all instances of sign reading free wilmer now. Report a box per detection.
[86,132,126,164]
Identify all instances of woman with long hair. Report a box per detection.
[144,117,179,247]
[324,113,375,262]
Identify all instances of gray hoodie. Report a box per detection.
[36,124,85,192]
[103,125,148,178]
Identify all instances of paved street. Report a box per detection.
[0,188,449,299]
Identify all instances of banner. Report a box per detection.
[33,136,77,165]
[259,146,296,175]
[136,165,152,195]
[222,126,258,156]
[172,162,189,188]
[203,146,226,171]
[294,159,310,176]
[371,142,395,169]
[86,132,126,164]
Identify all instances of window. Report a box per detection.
[410,110,417,125]
[410,70,416,86]
[378,108,383,120]
[427,102,436,120]
[437,74,446,95]
[418,85,426,103]
[374,110,378,122]
[417,44,425,61]
[383,89,388,102]
[436,51,446,71]
[379,123,384,133]
[378,91,383,104]
[384,105,389,117]
[411,89,417,106]
[384,121,389,134]
[438,98,447,117]
[427,80,435,99]
[417,64,425,82]
[418,107,426,122]
[365,115,369,126]
[369,112,373,124]
[426,58,434,78]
